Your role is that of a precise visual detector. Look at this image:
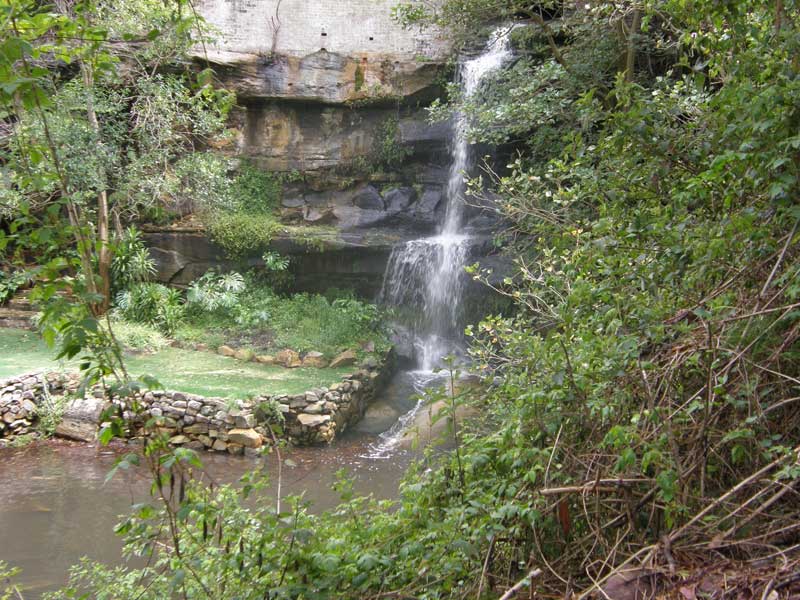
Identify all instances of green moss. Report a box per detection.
[354,64,365,92]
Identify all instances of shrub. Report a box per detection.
[107,320,169,352]
[114,282,185,335]
[205,212,279,258]
[111,226,156,293]
[231,164,282,214]
[0,269,32,304]
[186,270,245,312]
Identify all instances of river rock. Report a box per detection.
[227,428,263,448]
[330,349,357,368]
[55,397,107,443]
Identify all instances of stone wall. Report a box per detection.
[0,352,395,450]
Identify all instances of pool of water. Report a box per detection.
[0,371,438,598]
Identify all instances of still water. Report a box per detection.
[0,371,433,598]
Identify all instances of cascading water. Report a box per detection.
[381,27,514,371]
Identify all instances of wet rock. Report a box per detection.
[281,196,305,208]
[414,189,442,213]
[304,207,335,223]
[352,185,384,210]
[384,187,417,212]
[330,349,357,368]
[227,443,245,456]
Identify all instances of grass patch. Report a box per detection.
[0,328,350,398]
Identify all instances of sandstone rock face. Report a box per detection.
[194,0,448,104]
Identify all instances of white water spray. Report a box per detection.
[381,27,514,371]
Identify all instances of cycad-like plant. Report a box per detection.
[111,226,157,293]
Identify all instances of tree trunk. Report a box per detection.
[625,9,642,83]
[81,63,112,313]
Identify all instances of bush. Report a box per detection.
[198,163,284,259]
[205,212,279,258]
[114,282,185,335]
[107,320,169,352]
[231,164,282,214]
[186,270,245,312]
[111,226,156,293]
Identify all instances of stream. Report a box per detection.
[0,371,432,598]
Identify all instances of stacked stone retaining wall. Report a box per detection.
[0,351,395,450]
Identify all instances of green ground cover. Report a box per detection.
[0,328,350,398]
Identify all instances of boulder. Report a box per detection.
[218,345,236,357]
[275,349,301,368]
[227,428,263,448]
[303,207,335,223]
[351,185,384,210]
[301,351,328,368]
[212,439,228,452]
[414,189,442,213]
[256,355,276,365]
[281,196,305,208]
[330,349,357,369]
[234,348,255,362]
[384,187,417,212]
[55,397,107,443]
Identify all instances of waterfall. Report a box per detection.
[380,27,513,371]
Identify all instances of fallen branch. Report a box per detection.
[498,568,543,600]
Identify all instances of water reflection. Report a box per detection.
[0,371,431,598]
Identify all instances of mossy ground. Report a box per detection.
[0,328,351,398]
